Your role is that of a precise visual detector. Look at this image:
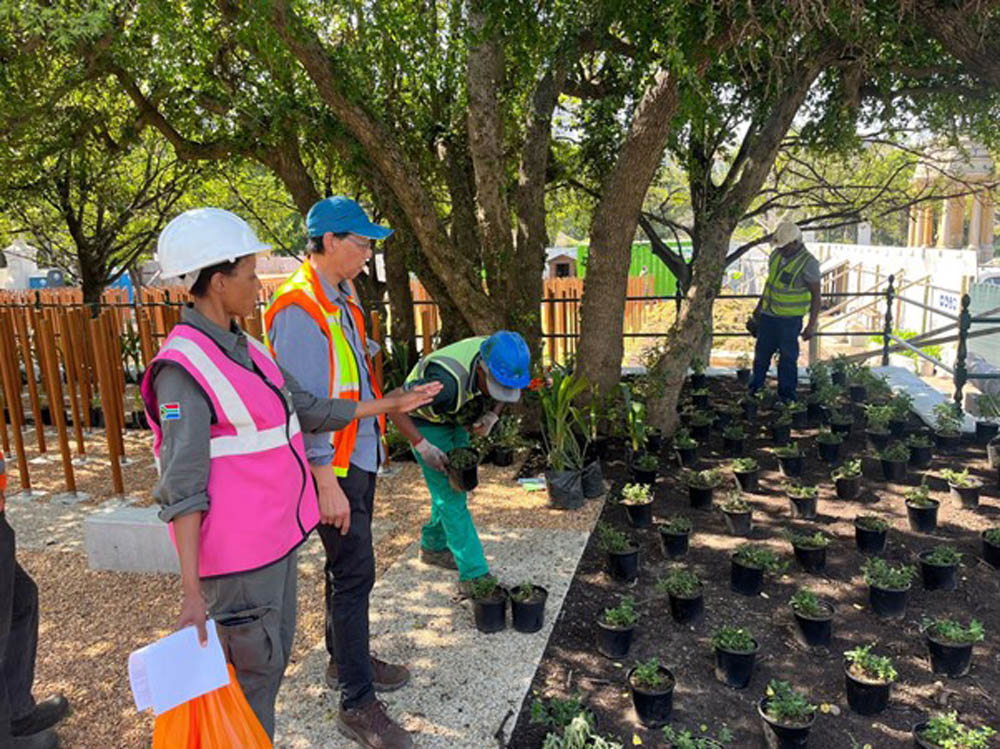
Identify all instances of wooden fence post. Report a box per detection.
[89,315,125,496]
[0,315,30,494]
[13,311,46,453]
[57,310,86,456]
[37,317,75,493]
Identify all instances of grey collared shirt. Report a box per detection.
[151,305,359,523]
[266,271,382,472]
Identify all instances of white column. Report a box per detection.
[969,192,983,248]
[982,193,995,248]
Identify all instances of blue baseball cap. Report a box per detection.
[306,196,394,240]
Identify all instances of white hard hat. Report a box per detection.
[156,208,270,290]
[773,221,802,247]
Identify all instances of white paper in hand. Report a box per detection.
[129,620,230,715]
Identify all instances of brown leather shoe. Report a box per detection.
[327,655,411,692]
[337,699,413,749]
[419,546,457,570]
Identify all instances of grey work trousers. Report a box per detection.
[0,514,38,743]
[201,550,298,740]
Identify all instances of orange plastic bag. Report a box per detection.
[152,663,272,748]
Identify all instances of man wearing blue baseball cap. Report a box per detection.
[265,196,413,748]
[393,331,532,597]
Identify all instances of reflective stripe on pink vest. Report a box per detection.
[140,323,319,578]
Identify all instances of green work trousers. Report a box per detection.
[412,422,489,581]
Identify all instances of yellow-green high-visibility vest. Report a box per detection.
[761,248,812,317]
[404,337,487,424]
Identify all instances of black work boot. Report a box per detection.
[11,695,69,737]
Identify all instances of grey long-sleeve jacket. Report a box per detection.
[151,305,358,523]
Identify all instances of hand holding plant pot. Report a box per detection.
[843,643,896,715]
[447,447,480,492]
[921,616,984,678]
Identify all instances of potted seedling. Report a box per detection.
[89,394,104,428]
[828,407,854,436]
[888,393,913,437]
[712,626,758,689]
[982,527,1000,567]
[722,423,747,456]
[854,514,888,555]
[597,522,639,582]
[510,581,548,633]
[787,400,808,429]
[742,393,759,421]
[831,356,849,386]
[785,530,831,574]
[689,410,714,442]
[447,447,481,492]
[620,483,654,529]
[785,481,819,519]
[689,357,707,390]
[736,353,751,384]
[862,557,916,619]
[731,457,760,492]
[973,391,1000,444]
[941,468,982,509]
[918,544,961,591]
[907,431,935,468]
[469,576,507,634]
[683,468,723,510]
[877,441,909,482]
[631,452,659,487]
[843,643,896,716]
[646,427,664,453]
[816,429,843,463]
[913,712,996,748]
[596,596,637,658]
[627,657,675,728]
[674,428,699,468]
[541,369,588,508]
[864,404,893,452]
[758,679,817,748]
[906,483,940,533]
[658,515,692,559]
[129,390,148,430]
[662,723,734,748]
[657,567,704,624]
[730,544,786,596]
[691,387,711,410]
[933,402,963,452]
[489,413,523,467]
[769,411,793,445]
[529,694,596,733]
[773,442,803,478]
[789,589,834,648]
[832,458,862,500]
[922,617,983,678]
[849,379,868,404]
[720,490,753,536]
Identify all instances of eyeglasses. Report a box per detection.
[345,234,374,249]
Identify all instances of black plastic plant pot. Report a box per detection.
[791,410,809,429]
[737,367,751,384]
[730,556,764,595]
[913,722,935,749]
[918,551,957,591]
[691,423,712,442]
[491,447,514,467]
[723,509,752,536]
[668,590,704,624]
[868,583,909,619]
[880,458,907,482]
[735,469,759,493]
[90,407,105,428]
[472,588,508,634]
[511,585,548,634]
[949,482,980,509]
[793,544,827,574]
[624,502,654,529]
[788,494,817,520]
[793,601,833,648]
[688,484,714,510]
[844,662,891,715]
[817,405,832,425]
[690,373,708,390]
[692,392,710,409]
[989,436,1000,470]
[907,501,939,533]
[926,634,973,678]
[759,698,815,749]
[982,530,1000,567]
[934,431,961,452]
[975,420,999,445]
[742,399,758,421]
[770,424,791,445]
[627,665,675,728]
[778,455,803,478]
[714,642,758,689]
[854,522,887,555]
[632,467,657,487]
[831,419,853,436]
[675,446,699,468]
[448,451,480,492]
[646,429,664,453]
[659,527,690,559]
[581,461,606,499]
[889,418,907,438]
[596,619,634,658]
[714,410,733,429]
[723,436,745,456]
[817,441,841,463]
[832,370,847,386]
[545,469,584,510]
[909,444,933,468]
[807,402,824,425]
[866,430,891,452]
[607,547,640,582]
[835,475,861,500]
[849,384,867,403]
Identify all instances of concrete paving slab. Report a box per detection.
[84,504,180,574]
[275,525,591,749]
[6,494,87,552]
[872,365,976,433]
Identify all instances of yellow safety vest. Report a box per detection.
[404,337,487,424]
[762,248,812,317]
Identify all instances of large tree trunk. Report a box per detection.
[257,140,321,214]
[382,228,418,366]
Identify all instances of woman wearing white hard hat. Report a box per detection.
[140,208,440,738]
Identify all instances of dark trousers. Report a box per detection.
[315,465,376,710]
[0,514,38,741]
[749,314,803,401]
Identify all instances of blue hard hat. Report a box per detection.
[480,332,531,401]
[306,196,393,240]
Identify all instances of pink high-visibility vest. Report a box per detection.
[141,323,319,578]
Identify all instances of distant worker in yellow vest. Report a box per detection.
[392,333,531,597]
[747,221,821,402]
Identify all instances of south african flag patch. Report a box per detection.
[160,403,182,421]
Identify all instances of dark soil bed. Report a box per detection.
[508,376,1000,747]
